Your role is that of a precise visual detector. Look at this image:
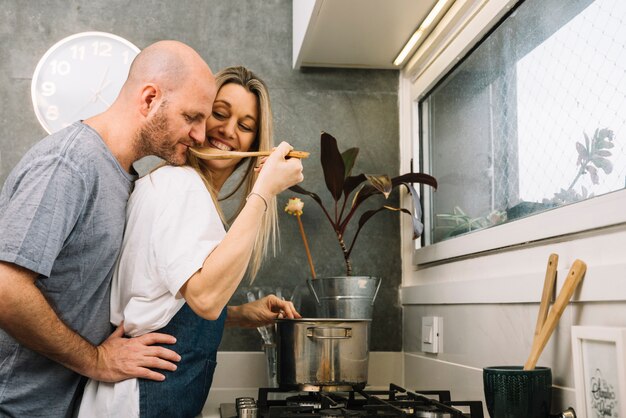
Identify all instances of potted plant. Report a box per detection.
[287,132,437,318]
[507,127,615,221]
[544,127,615,205]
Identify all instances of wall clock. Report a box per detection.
[31,31,141,134]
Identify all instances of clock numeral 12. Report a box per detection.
[91,41,112,57]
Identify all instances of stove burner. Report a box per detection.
[318,409,363,417]
[300,383,360,392]
[285,395,321,409]
[285,393,347,410]
[222,384,483,418]
[413,409,454,418]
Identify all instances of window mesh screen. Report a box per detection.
[422,0,626,244]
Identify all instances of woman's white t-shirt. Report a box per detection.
[78,166,226,417]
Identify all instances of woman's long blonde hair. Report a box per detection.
[186,66,277,281]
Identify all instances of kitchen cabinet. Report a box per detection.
[292,0,438,69]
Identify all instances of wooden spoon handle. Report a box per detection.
[189,148,309,160]
[533,254,559,343]
[523,259,586,370]
[237,150,310,159]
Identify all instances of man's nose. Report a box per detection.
[191,121,207,146]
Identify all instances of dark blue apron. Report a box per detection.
[138,303,226,418]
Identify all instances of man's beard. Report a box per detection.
[134,108,186,166]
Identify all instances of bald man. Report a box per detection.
[0,40,216,417]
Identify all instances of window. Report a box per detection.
[420,0,626,247]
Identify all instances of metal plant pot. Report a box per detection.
[276,318,371,391]
[307,276,381,319]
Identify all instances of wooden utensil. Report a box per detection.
[523,259,586,370]
[190,147,310,160]
[528,253,559,359]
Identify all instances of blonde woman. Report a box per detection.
[78,66,303,418]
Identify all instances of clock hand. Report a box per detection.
[96,67,110,92]
[93,93,111,107]
[100,79,112,92]
[90,79,111,99]
[89,76,112,108]
[69,97,98,120]
[69,88,101,120]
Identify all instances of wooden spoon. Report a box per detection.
[190,147,310,160]
[523,259,586,370]
[528,253,559,362]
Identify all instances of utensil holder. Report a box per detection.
[483,366,552,418]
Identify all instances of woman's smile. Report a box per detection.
[208,138,234,151]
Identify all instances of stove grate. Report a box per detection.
[253,383,483,418]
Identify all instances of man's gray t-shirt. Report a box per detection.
[0,122,136,417]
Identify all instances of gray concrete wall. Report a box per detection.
[0,0,402,351]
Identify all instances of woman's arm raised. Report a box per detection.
[179,142,303,319]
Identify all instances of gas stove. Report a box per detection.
[219,383,483,418]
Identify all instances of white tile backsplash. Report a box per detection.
[403,353,577,416]
[402,301,626,414]
[200,301,626,417]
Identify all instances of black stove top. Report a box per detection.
[220,384,483,418]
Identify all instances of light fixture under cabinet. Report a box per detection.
[393,0,453,67]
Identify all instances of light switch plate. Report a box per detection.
[421,316,442,353]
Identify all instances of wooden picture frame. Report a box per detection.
[571,326,626,418]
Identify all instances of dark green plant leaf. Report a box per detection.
[341,148,359,178]
[320,132,345,202]
[288,185,324,207]
[350,173,437,218]
[343,174,367,199]
[351,184,380,211]
[365,174,392,198]
[337,183,380,234]
[346,206,412,259]
[591,157,613,174]
[391,173,438,190]
[288,185,339,230]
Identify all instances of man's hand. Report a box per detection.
[226,295,301,328]
[0,261,180,383]
[93,323,181,382]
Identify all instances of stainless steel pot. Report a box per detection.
[276,318,371,391]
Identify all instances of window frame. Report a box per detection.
[402,0,626,266]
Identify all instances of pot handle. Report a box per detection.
[306,327,352,339]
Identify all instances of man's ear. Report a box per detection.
[139,84,160,117]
